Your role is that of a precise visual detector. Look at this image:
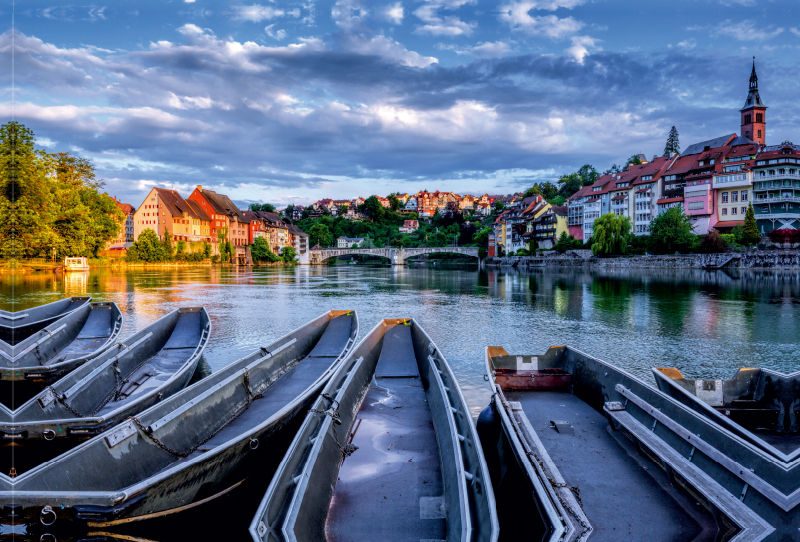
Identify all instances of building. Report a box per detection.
[395,193,410,205]
[376,196,391,208]
[740,60,767,147]
[751,141,800,233]
[399,220,419,233]
[337,236,365,248]
[525,205,568,249]
[188,186,248,249]
[109,198,135,248]
[292,206,305,221]
[184,200,212,243]
[287,224,309,257]
[567,187,591,241]
[403,197,418,213]
[133,187,197,243]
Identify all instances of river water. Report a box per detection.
[3,264,800,540]
[5,264,800,416]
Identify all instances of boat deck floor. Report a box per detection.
[753,431,800,454]
[96,347,196,415]
[505,390,717,542]
[185,355,339,459]
[53,337,109,362]
[326,329,445,542]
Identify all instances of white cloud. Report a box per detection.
[341,34,438,67]
[265,24,287,40]
[414,0,477,37]
[232,4,299,22]
[676,38,696,49]
[498,2,584,38]
[695,20,784,41]
[438,41,512,58]
[792,28,800,37]
[185,0,196,3]
[565,35,599,63]
[384,2,404,24]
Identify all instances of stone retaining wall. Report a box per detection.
[485,251,800,270]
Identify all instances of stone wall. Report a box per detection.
[485,250,800,270]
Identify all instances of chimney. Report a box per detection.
[197,185,203,191]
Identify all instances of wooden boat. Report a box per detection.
[0,297,91,346]
[479,345,773,542]
[64,257,90,271]
[250,318,498,542]
[654,367,800,463]
[0,302,123,388]
[0,307,209,449]
[3,310,357,528]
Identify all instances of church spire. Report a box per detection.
[749,57,758,91]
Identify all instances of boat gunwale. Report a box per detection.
[1,310,359,505]
[0,297,93,342]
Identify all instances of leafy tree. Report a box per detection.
[202,242,211,258]
[473,227,492,246]
[162,231,174,260]
[591,213,631,256]
[176,240,186,257]
[647,206,695,254]
[251,237,280,262]
[217,225,229,246]
[127,229,165,262]
[699,231,728,253]
[523,185,541,198]
[663,126,680,156]
[361,196,385,222]
[578,165,599,187]
[493,200,506,213]
[280,246,297,262]
[603,164,622,175]
[553,232,583,253]
[339,205,348,216]
[308,223,333,247]
[742,204,760,245]
[625,154,642,168]
[440,201,463,226]
[557,173,582,197]
[284,204,295,219]
[249,203,276,213]
[358,236,376,249]
[539,182,559,201]
[388,194,400,211]
[458,222,477,245]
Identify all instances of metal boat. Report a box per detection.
[0,302,123,389]
[250,318,498,542]
[0,307,209,451]
[2,310,357,529]
[0,297,91,346]
[654,367,800,463]
[479,345,773,542]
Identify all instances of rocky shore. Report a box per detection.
[485,250,800,270]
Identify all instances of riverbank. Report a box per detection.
[0,259,298,273]
[486,250,800,270]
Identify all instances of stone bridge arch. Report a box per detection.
[307,246,480,265]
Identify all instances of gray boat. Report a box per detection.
[0,307,209,449]
[654,367,800,463]
[250,318,498,542]
[0,302,123,388]
[479,345,773,542]
[0,297,91,346]
[2,310,357,528]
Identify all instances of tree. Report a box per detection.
[249,203,276,213]
[251,237,279,262]
[625,154,642,168]
[494,201,506,213]
[557,173,582,197]
[663,126,680,156]
[578,165,599,187]
[742,204,760,245]
[523,185,541,198]
[280,246,297,262]
[127,229,165,262]
[161,231,174,260]
[361,196,385,222]
[308,223,333,247]
[699,231,728,253]
[591,213,631,256]
[440,201,463,226]
[648,206,695,254]
[539,182,559,201]
[553,232,582,253]
[473,227,491,246]
[284,204,295,219]
[388,194,400,211]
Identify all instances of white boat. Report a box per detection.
[64,257,90,271]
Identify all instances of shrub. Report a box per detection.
[126,229,166,262]
[280,246,297,263]
[647,206,695,254]
[768,228,800,245]
[553,232,582,253]
[699,231,728,253]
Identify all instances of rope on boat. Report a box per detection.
[311,393,358,458]
[131,370,264,458]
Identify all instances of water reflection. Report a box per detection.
[3,265,800,417]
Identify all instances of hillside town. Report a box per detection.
[107,63,797,263]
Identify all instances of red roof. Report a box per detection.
[715,220,744,228]
[611,194,627,201]
[657,197,684,204]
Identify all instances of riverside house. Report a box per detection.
[337,236,365,248]
[188,186,248,248]
[133,187,202,243]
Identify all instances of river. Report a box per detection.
[3,264,800,540]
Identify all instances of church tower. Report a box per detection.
[740,58,767,146]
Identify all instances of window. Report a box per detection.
[722,208,727,216]
[688,202,704,210]
[758,130,762,139]
[744,114,752,124]
[742,207,747,215]
[732,191,738,202]
[722,192,728,203]
[741,190,748,201]
[756,113,763,123]
[731,207,737,215]
[710,159,715,164]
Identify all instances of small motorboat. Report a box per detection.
[479,345,772,542]
[0,302,123,389]
[654,367,800,463]
[3,310,357,528]
[0,307,210,452]
[63,257,90,272]
[0,297,91,346]
[250,318,498,542]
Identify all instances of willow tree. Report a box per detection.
[591,213,631,256]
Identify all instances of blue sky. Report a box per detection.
[6,0,800,208]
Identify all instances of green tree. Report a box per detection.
[625,154,642,168]
[591,213,631,256]
[663,126,680,156]
[578,165,599,186]
[388,194,400,211]
[553,231,582,253]
[127,229,165,262]
[308,223,333,247]
[162,231,174,260]
[284,204,295,219]
[280,246,297,262]
[523,185,541,198]
[539,182,559,201]
[251,237,280,262]
[557,173,582,197]
[647,206,695,254]
[249,203,276,213]
[742,204,760,245]
[494,200,506,213]
[473,227,492,246]
[361,196,385,221]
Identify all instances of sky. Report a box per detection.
[5,0,800,208]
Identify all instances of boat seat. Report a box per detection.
[307,316,352,358]
[375,324,418,378]
[162,312,204,349]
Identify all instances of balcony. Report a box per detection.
[754,195,800,204]
[754,171,800,182]
[754,213,800,220]
[712,172,752,187]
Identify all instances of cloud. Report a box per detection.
[793,28,800,37]
[718,0,755,5]
[498,2,584,38]
[265,24,287,40]
[438,41,512,58]
[384,2,404,24]
[38,5,107,21]
[676,38,696,50]
[694,20,784,41]
[565,35,599,63]
[232,4,300,22]
[414,0,477,37]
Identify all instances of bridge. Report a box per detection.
[305,246,480,265]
